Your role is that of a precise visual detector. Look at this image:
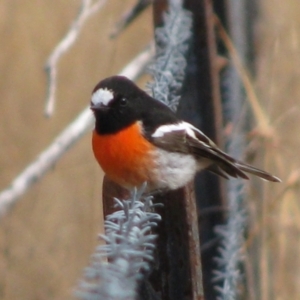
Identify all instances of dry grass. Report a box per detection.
[245,0,300,299]
[216,0,300,298]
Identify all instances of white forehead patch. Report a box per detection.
[91,88,114,106]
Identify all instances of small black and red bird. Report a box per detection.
[90,76,280,192]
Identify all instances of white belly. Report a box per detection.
[151,149,200,190]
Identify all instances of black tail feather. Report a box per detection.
[235,162,281,182]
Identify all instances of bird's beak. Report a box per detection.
[90,102,110,112]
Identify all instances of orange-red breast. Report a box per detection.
[90,76,281,192]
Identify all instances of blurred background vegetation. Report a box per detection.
[0,0,299,299]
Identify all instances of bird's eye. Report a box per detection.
[120,97,127,106]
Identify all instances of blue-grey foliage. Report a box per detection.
[213,136,248,300]
[147,0,192,111]
[76,185,161,300]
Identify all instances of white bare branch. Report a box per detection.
[44,0,107,117]
[0,45,154,218]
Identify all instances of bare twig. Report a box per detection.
[214,15,273,138]
[44,0,107,117]
[0,45,153,218]
[110,0,152,38]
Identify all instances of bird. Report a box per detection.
[90,75,281,192]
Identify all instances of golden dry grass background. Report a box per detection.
[0,0,299,299]
[248,1,300,299]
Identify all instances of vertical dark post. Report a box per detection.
[146,2,205,300]
[178,0,226,299]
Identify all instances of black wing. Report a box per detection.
[148,122,281,182]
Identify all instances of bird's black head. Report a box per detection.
[90,76,151,134]
[90,76,179,135]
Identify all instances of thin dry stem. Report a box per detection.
[44,0,107,117]
[214,15,274,139]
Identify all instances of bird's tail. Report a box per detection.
[234,161,281,182]
[206,160,281,182]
